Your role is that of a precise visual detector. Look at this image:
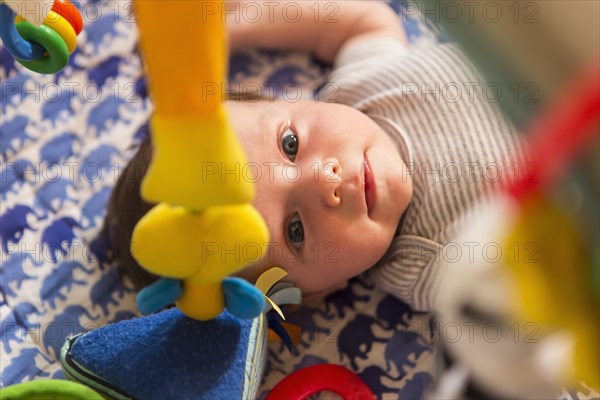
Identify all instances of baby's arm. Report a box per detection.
[227,1,406,63]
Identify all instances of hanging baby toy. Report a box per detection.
[0,0,284,319]
[0,0,83,74]
[131,0,275,321]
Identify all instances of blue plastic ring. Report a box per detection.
[0,2,45,61]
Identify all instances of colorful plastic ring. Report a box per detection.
[42,10,77,53]
[52,0,83,36]
[265,364,374,400]
[0,3,45,61]
[16,11,77,54]
[15,21,69,74]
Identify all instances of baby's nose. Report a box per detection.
[314,159,341,208]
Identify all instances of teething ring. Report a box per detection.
[52,0,83,35]
[0,1,83,74]
[265,364,375,400]
[16,11,77,54]
[15,21,69,74]
[0,3,45,61]
[40,10,76,54]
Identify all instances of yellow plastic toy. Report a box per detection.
[131,0,270,320]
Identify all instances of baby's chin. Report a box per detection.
[301,281,350,305]
[298,279,350,301]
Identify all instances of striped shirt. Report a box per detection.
[321,38,526,311]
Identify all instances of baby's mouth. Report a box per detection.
[364,155,376,216]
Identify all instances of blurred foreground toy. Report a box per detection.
[433,59,599,398]
[0,0,83,73]
[131,0,270,320]
[420,1,600,397]
[502,58,599,390]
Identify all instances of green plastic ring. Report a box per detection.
[15,21,69,74]
[0,380,104,400]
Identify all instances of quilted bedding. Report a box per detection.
[1,1,440,397]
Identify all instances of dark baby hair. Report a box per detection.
[101,137,158,291]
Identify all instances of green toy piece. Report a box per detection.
[15,21,69,74]
[0,379,104,400]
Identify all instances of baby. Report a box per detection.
[104,1,523,310]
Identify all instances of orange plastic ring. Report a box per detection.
[51,0,83,35]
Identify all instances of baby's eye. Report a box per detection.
[287,213,304,247]
[281,128,299,161]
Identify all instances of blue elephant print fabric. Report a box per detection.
[2,1,442,398]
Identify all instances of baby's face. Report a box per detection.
[228,100,412,295]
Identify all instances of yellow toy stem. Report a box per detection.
[133,0,271,320]
[141,112,255,209]
[177,282,224,320]
[136,0,225,117]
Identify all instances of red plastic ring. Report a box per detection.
[51,0,83,35]
[265,364,374,400]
